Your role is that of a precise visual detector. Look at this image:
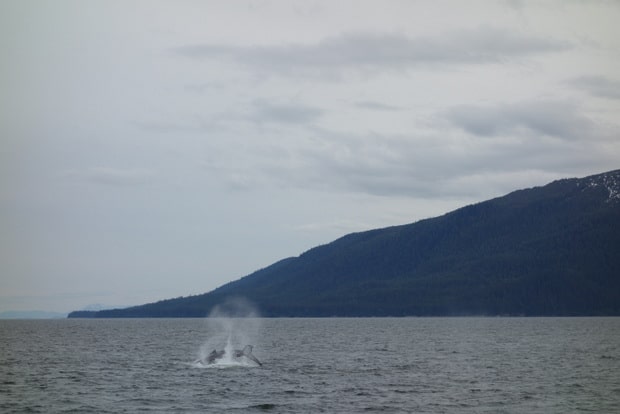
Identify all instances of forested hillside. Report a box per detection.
[69,169,620,317]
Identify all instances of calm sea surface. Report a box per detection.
[1,317,619,413]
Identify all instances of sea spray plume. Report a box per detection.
[209,296,262,318]
[208,297,262,348]
[195,297,263,367]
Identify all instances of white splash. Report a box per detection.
[193,297,263,368]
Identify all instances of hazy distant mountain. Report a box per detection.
[69,169,620,318]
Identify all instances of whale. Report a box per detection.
[205,349,225,364]
[199,345,262,366]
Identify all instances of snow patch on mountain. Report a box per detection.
[578,170,620,202]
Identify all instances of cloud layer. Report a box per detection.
[173,27,571,76]
[445,100,594,140]
[569,76,620,100]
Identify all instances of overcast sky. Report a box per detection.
[1,0,619,313]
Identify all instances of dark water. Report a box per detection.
[1,318,619,413]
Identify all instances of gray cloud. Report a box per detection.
[206,106,616,201]
[135,100,323,134]
[250,100,323,124]
[354,101,401,111]
[172,27,571,76]
[444,100,594,140]
[568,75,620,100]
[300,129,610,198]
[204,128,530,199]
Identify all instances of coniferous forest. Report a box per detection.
[69,169,620,317]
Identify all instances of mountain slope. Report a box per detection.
[69,169,620,317]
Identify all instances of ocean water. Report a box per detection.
[1,317,619,413]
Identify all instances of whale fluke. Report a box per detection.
[236,345,262,366]
[198,345,262,366]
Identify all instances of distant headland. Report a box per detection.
[69,169,620,318]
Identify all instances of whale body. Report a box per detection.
[199,345,262,366]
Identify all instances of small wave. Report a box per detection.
[248,403,276,410]
[189,359,258,369]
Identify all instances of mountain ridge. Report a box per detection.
[69,169,620,318]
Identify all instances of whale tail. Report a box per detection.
[241,345,262,366]
[196,345,262,366]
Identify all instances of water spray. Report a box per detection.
[193,297,263,367]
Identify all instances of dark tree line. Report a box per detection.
[69,170,620,318]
